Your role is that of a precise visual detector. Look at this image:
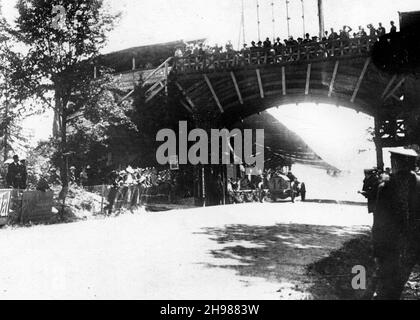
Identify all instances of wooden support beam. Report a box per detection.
[328,60,339,97]
[305,63,311,95]
[282,66,286,96]
[175,82,196,110]
[384,77,406,101]
[230,72,243,104]
[180,100,193,114]
[146,85,165,103]
[203,74,224,113]
[381,74,397,99]
[256,69,264,99]
[351,57,371,103]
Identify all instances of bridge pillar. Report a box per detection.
[190,113,226,207]
[374,116,384,170]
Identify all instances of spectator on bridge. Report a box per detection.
[263,37,272,49]
[288,36,298,46]
[377,22,386,37]
[390,21,397,34]
[322,31,329,41]
[357,26,367,38]
[340,25,352,40]
[367,24,377,38]
[240,43,249,55]
[250,41,257,51]
[328,28,339,40]
[274,37,282,47]
[303,33,311,43]
[225,41,234,52]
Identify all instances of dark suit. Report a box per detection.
[6,162,24,189]
[372,171,420,299]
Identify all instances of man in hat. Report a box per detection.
[6,155,23,189]
[360,168,380,214]
[371,148,420,299]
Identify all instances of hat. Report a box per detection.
[389,147,419,158]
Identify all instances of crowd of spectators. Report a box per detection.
[174,21,397,59]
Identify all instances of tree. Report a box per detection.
[0,4,32,160]
[6,0,120,197]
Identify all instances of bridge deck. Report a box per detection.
[173,37,375,74]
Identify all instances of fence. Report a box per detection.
[0,189,54,226]
[84,183,195,215]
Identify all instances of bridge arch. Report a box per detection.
[172,56,388,127]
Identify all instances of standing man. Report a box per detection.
[377,22,386,37]
[360,168,380,214]
[372,148,420,300]
[390,21,397,34]
[300,182,306,201]
[6,155,23,189]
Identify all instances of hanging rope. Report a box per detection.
[271,1,276,41]
[256,0,261,42]
[285,0,291,38]
[301,0,306,37]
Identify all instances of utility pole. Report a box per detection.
[317,0,325,39]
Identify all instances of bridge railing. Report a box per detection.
[173,37,376,74]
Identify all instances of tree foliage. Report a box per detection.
[5,0,120,191]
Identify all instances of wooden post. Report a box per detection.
[317,0,325,40]
[374,115,384,170]
[100,184,105,215]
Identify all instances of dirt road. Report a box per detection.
[0,202,372,299]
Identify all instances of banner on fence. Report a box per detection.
[0,190,11,218]
[21,191,54,224]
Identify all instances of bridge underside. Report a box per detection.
[171,56,420,150]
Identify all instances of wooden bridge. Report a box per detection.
[112,36,420,167]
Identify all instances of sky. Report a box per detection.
[2,0,417,166]
[2,0,420,53]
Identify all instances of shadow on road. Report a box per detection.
[197,223,370,299]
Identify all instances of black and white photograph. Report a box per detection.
[1,0,420,304]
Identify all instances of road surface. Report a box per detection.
[0,202,372,300]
